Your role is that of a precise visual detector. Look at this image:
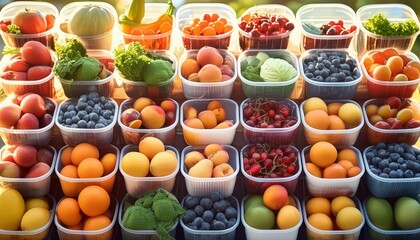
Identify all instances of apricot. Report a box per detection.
[138,137,165,160]
[207,149,229,166]
[212,108,226,123]
[406,60,420,71]
[204,143,224,157]
[198,64,222,82]
[303,97,328,114]
[382,48,399,59]
[364,104,378,117]
[393,73,408,81]
[386,56,404,75]
[328,115,346,130]
[181,58,200,79]
[120,108,141,126]
[219,64,234,77]
[184,151,206,169]
[402,66,420,80]
[377,105,393,119]
[396,108,414,124]
[133,97,154,112]
[207,100,223,110]
[0,102,21,128]
[372,65,392,81]
[37,147,54,166]
[140,105,166,129]
[338,103,362,128]
[214,120,234,129]
[188,73,200,82]
[371,51,386,64]
[183,118,205,129]
[121,152,149,177]
[160,100,176,112]
[212,163,234,177]
[150,151,177,177]
[198,110,218,129]
[196,46,223,67]
[183,106,198,119]
[323,163,347,178]
[188,158,213,178]
[363,56,374,70]
[369,114,383,125]
[327,102,343,115]
[305,110,330,130]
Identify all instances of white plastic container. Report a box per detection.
[0,1,59,48]
[175,3,237,50]
[179,49,237,99]
[181,145,239,197]
[238,49,299,98]
[300,99,364,148]
[119,144,179,198]
[356,4,420,53]
[180,99,239,146]
[241,195,302,240]
[301,145,365,197]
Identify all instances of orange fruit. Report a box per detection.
[363,56,374,71]
[406,60,420,71]
[382,48,399,59]
[83,215,111,231]
[181,58,200,79]
[307,213,333,230]
[56,197,83,227]
[328,115,346,130]
[78,186,110,217]
[207,100,223,111]
[337,148,358,166]
[368,63,381,76]
[60,164,79,178]
[138,136,165,160]
[71,143,99,166]
[402,65,420,80]
[386,56,404,75]
[305,163,322,178]
[305,197,331,217]
[347,166,362,177]
[323,163,347,178]
[373,65,392,81]
[309,142,337,168]
[371,51,386,64]
[327,102,343,115]
[61,147,74,166]
[77,158,104,178]
[100,153,117,176]
[305,110,330,130]
[263,185,288,211]
[337,160,354,170]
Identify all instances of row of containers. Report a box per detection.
[0,94,419,239]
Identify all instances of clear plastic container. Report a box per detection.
[179,49,237,99]
[55,97,118,147]
[240,98,300,145]
[57,50,116,98]
[55,144,120,197]
[238,49,299,98]
[361,51,420,99]
[0,195,56,240]
[57,1,118,50]
[0,51,56,98]
[241,195,302,240]
[180,195,240,240]
[119,144,179,198]
[238,5,295,50]
[300,99,364,148]
[119,3,172,50]
[362,99,420,145]
[0,1,59,48]
[180,99,239,146]
[118,194,178,240]
[240,144,301,194]
[117,98,179,145]
[0,97,57,147]
[356,4,420,53]
[363,145,420,198]
[299,49,362,99]
[0,145,56,197]
[117,50,177,99]
[55,196,118,240]
[181,145,239,197]
[362,198,420,240]
[175,3,236,50]
[296,4,358,51]
[301,146,365,197]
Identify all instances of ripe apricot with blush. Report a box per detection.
[196,46,223,67]
[198,64,222,82]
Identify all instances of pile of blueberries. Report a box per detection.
[182,192,238,231]
[57,92,116,129]
[364,142,420,178]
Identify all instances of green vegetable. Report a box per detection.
[122,205,157,230]
[143,59,174,84]
[302,23,322,35]
[55,38,87,62]
[364,13,419,36]
[6,24,21,34]
[242,65,264,82]
[114,42,153,81]
[255,52,270,68]
[260,58,297,82]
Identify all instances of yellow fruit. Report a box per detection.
[20,207,51,231]
[0,188,25,230]
[306,197,331,217]
[335,207,363,230]
[276,205,301,229]
[307,213,333,230]
[138,136,165,160]
[150,151,178,177]
[25,197,50,211]
[331,196,356,216]
[121,152,149,177]
[303,97,328,114]
[338,103,362,127]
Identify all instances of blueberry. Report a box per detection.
[323,60,331,68]
[78,95,88,103]
[215,212,227,222]
[227,218,237,229]
[397,158,405,165]
[316,63,325,70]
[389,170,399,178]
[345,76,354,82]
[404,153,416,161]
[370,168,380,175]
[63,111,72,119]
[379,173,389,178]
[406,160,416,171]
[378,149,390,158]
[87,99,95,107]
[65,118,73,125]
[88,92,99,100]
[187,223,197,230]
[97,118,108,126]
[199,198,212,210]
[389,162,399,170]
[376,142,387,150]
[183,210,196,224]
[77,102,88,110]
[89,112,99,122]
[225,206,237,219]
[404,169,414,178]
[329,65,338,73]
[210,192,222,202]
[320,69,329,78]
[332,58,340,67]
[315,75,324,82]
[415,173,420,178]
[193,205,205,216]
[67,105,75,112]
[389,153,400,162]
[394,145,405,155]
[99,96,107,104]
[70,123,78,128]
[414,162,420,173]
[305,73,314,79]
[314,70,321,77]
[400,163,408,171]
[192,217,204,228]
[340,63,350,71]
[378,159,390,169]
[199,221,211,230]
[77,120,88,128]
[202,210,214,223]
[337,72,346,81]
[213,200,228,212]
[212,220,226,230]
[184,196,199,209]
[85,105,93,113]
[383,167,391,174]
[396,169,405,178]
[71,116,80,124]
[95,123,105,128]
[371,157,382,166]
[365,152,375,161]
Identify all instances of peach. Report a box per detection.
[372,65,392,81]
[39,113,53,128]
[188,158,213,178]
[198,64,222,82]
[184,151,206,169]
[133,97,154,112]
[221,75,231,81]
[198,110,217,129]
[183,106,198,119]
[14,145,37,168]
[219,64,234,77]
[204,144,224,157]
[120,108,141,126]
[207,149,229,166]
[37,147,54,166]
[160,100,176,112]
[0,102,21,128]
[212,108,226,123]
[384,97,402,110]
[20,93,46,118]
[140,105,166,129]
[214,120,234,129]
[196,46,223,67]
[0,161,21,178]
[183,118,205,129]
[15,113,39,129]
[212,163,234,177]
[25,162,50,178]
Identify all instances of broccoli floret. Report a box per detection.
[55,38,87,61]
[122,205,157,230]
[114,42,154,81]
[143,59,174,84]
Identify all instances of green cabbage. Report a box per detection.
[260,58,297,82]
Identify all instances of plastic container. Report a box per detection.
[356,4,420,53]
[238,5,295,50]
[180,195,240,240]
[181,145,239,197]
[302,196,364,240]
[57,1,118,50]
[57,50,116,98]
[117,98,179,145]
[0,51,56,98]
[117,50,177,99]
[55,97,118,146]
[55,196,118,240]
[300,99,364,147]
[296,4,358,51]
[240,144,301,194]
[0,145,56,197]
[120,144,179,198]
[362,198,420,240]
[175,3,236,50]
[238,49,299,98]
[302,145,365,197]
[180,99,239,146]
[362,99,420,145]
[0,97,57,147]
[240,98,300,145]
[0,195,56,240]
[118,194,178,240]
[241,195,302,240]
[0,1,58,48]
[299,49,362,99]
[363,145,420,198]
[179,49,237,99]
[119,3,172,50]
[55,144,119,197]
[361,51,420,99]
